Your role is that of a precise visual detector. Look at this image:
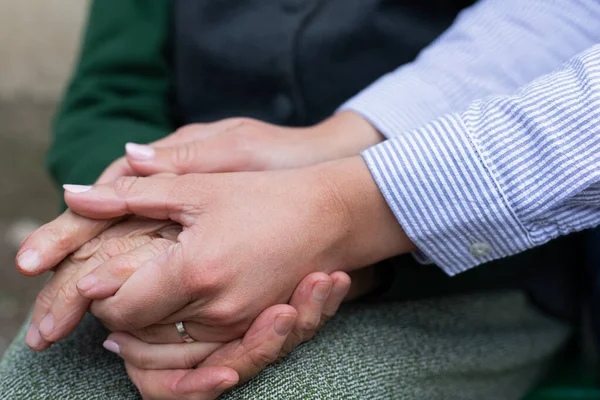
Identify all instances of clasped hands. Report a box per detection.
[16,112,412,399]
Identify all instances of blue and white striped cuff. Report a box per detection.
[362,113,533,275]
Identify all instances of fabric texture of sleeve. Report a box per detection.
[47,0,174,190]
[339,0,600,138]
[364,44,600,275]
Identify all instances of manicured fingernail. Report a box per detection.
[25,323,43,348]
[274,314,295,336]
[77,274,97,292]
[313,282,332,301]
[63,184,92,193]
[17,249,40,272]
[103,339,120,355]
[39,313,54,337]
[126,142,155,161]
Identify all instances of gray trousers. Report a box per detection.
[0,291,569,399]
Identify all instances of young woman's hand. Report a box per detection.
[60,157,412,342]
[16,112,382,279]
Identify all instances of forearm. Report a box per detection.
[339,0,600,138]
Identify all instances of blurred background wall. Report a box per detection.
[0,0,88,100]
[0,0,89,355]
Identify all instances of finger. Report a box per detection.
[29,219,174,348]
[126,362,238,400]
[127,133,253,176]
[16,210,116,275]
[103,332,221,370]
[38,235,154,343]
[63,175,196,222]
[26,258,84,351]
[89,243,189,330]
[126,141,215,176]
[321,271,351,325]
[72,217,175,261]
[283,273,331,350]
[197,304,297,385]
[279,271,350,360]
[122,321,243,345]
[77,237,174,300]
[94,123,219,184]
[17,120,234,276]
[16,123,209,277]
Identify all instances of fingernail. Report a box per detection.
[312,282,332,301]
[17,249,40,272]
[77,274,97,292]
[63,184,92,193]
[25,323,43,348]
[39,313,54,337]
[126,142,155,161]
[103,339,120,355]
[274,314,295,336]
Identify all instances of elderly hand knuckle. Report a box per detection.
[35,289,53,311]
[57,283,80,305]
[41,224,69,252]
[148,238,172,255]
[72,237,103,260]
[100,238,133,258]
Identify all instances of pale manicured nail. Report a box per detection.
[103,339,120,355]
[63,184,92,193]
[25,323,43,348]
[126,142,155,161]
[17,249,40,272]
[39,313,54,337]
[274,314,295,336]
[312,282,332,301]
[77,275,97,292]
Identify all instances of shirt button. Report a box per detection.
[273,93,294,121]
[470,242,492,258]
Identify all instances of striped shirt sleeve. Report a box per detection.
[339,0,600,138]
[363,44,600,275]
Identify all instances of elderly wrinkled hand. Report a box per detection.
[25,217,181,350]
[25,214,352,399]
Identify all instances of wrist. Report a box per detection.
[308,111,385,161]
[314,156,415,272]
